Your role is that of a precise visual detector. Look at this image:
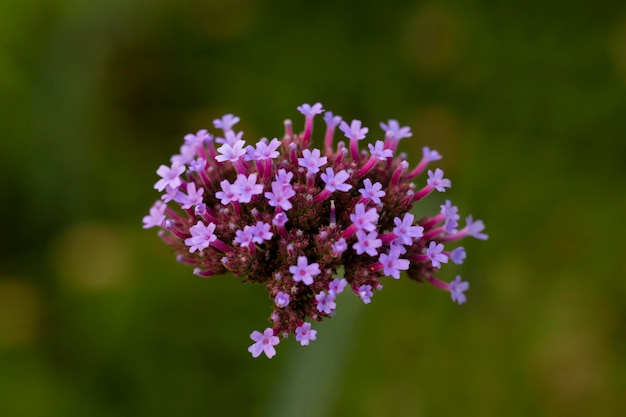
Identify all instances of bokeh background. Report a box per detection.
[1,0,625,416]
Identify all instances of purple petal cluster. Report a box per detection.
[144,103,487,358]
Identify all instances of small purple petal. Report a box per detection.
[295,322,317,346]
[451,247,466,264]
[298,148,328,175]
[339,120,368,141]
[321,168,353,193]
[142,201,166,229]
[274,291,290,308]
[213,114,240,131]
[449,276,469,305]
[425,241,448,269]
[359,178,385,205]
[297,102,324,117]
[422,146,442,162]
[427,168,451,192]
[358,284,373,304]
[289,256,321,286]
[248,328,280,358]
[465,215,489,240]
[381,119,412,140]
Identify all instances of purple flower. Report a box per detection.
[358,284,373,304]
[324,111,342,128]
[339,120,368,141]
[440,200,458,218]
[194,203,207,216]
[274,291,290,308]
[215,179,240,205]
[180,182,205,209]
[315,291,336,314]
[154,161,185,192]
[450,247,466,264]
[233,173,264,203]
[329,278,347,295]
[380,119,412,140]
[216,140,246,162]
[188,158,207,173]
[297,102,324,117]
[298,148,327,174]
[265,181,296,211]
[359,179,385,205]
[216,130,244,145]
[273,212,288,227]
[275,169,294,188]
[368,141,394,160]
[331,238,348,256]
[289,256,321,285]
[392,213,424,245]
[425,241,448,269]
[184,221,217,253]
[423,146,442,162]
[441,200,460,233]
[427,168,451,192]
[161,185,182,203]
[213,114,240,132]
[449,276,469,305]
[321,168,352,192]
[465,215,489,240]
[248,328,280,358]
[251,138,281,161]
[142,201,166,229]
[171,143,198,165]
[184,129,210,147]
[350,203,379,232]
[252,221,273,243]
[234,226,255,247]
[378,245,410,279]
[295,322,317,346]
[353,230,382,257]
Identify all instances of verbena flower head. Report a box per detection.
[143,103,487,358]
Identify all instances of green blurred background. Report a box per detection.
[1,0,625,416]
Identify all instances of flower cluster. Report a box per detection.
[143,103,487,358]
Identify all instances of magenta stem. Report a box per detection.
[355,156,377,178]
[379,233,397,244]
[324,127,335,156]
[391,163,407,186]
[233,159,247,175]
[342,224,357,239]
[424,213,445,230]
[212,239,233,253]
[422,226,445,241]
[438,229,467,243]
[350,139,360,162]
[302,117,313,148]
[406,158,428,180]
[412,185,433,201]
[314,189,331,204]
[427,275,450,291]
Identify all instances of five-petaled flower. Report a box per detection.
[154,161,185,192]
[295,322,317,346]
[289,256,321,286]
[315,291,336,314]
[248,328,280,358]
[184,221,217,253]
